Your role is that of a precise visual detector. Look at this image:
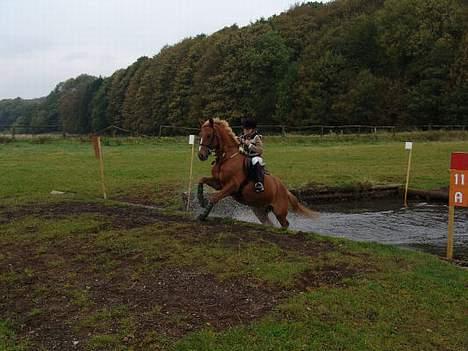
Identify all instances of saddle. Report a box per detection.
[232,157,268,197]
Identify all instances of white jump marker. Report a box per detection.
[403,141,413,207]
[187,135,196,211]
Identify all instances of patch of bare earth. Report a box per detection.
[0,202,368,349]
[0,201,338,257]
[1,246,287,349]
[92,268,286,336]
[0,201,176,229]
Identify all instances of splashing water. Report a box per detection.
[193,196,468,262]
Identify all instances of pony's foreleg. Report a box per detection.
[197,202,214,221]
[197,177,221,208]
[197,183,208,208]
[198,180,236,221]
[208,181,238,205]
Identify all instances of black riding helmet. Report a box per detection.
[241,117,257,129]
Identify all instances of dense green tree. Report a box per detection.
[2,0,468,133]
[90,78,111,132]
[244,30,291,123]
[331,69,388,124]
[443,34,468,124]
[122,57,151,131]
[293,51,351,124]
[58,74,97,133]
[0,98,41,131]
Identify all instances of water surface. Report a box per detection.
[195,197,468,262]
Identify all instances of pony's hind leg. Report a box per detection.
[251,207,273,226]
[272,205,289,229]
[276,214,289,229]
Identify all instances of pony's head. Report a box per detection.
[198,118,219,161]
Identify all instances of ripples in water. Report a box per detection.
[195,197,468,261]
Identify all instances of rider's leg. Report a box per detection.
[251,157,265,193]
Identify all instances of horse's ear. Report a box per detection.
[209,118,214,127]
[199,119,204,127]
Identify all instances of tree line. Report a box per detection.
[1,0,467,134]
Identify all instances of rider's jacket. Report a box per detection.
[238,131,263,157]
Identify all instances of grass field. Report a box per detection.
[1,134,467,205]
[1,135,467,350]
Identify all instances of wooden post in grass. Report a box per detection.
[186,135,196,211]
[447,205,455,260]
[403,142,413,207]
[92,135,107,200]
[447,152,468,260]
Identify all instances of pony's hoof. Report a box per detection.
[197,214,207,221]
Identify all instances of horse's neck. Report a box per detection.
[217,126,238,156]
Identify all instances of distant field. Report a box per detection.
[1,135,467,206]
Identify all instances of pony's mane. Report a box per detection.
[210,118,240,145]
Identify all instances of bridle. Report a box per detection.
[199,122,241,164]
[199,125,219,153]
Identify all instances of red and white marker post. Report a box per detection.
[447,152,468,259]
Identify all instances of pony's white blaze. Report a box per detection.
[199,137,203,152]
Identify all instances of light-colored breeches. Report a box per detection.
[251,156,265,166]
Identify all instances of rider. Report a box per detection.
[238,117,265,193]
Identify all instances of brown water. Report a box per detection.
[194,197,468,262]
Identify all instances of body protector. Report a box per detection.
[238,131,265,192]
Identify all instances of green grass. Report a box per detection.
[1,135,467,207]
[1,134,467,350]
[175,241,468,351]
[178,257,468,351]
[1,205,467,350]
[0,320,27,351]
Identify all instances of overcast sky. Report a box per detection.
[0,0,319,99]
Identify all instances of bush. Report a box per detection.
[0,136,13,144]
[31,136,52,144]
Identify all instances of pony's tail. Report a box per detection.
[287,191,320,219]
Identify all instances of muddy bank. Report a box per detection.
[292,184,448,204]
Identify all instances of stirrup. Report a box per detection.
[255,182,264,193]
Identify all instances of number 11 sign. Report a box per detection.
[447,152,468,259]
[449,153,468,207]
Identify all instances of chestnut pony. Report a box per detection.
[197,118,318,228]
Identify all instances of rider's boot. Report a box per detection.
[254,163,265,193]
